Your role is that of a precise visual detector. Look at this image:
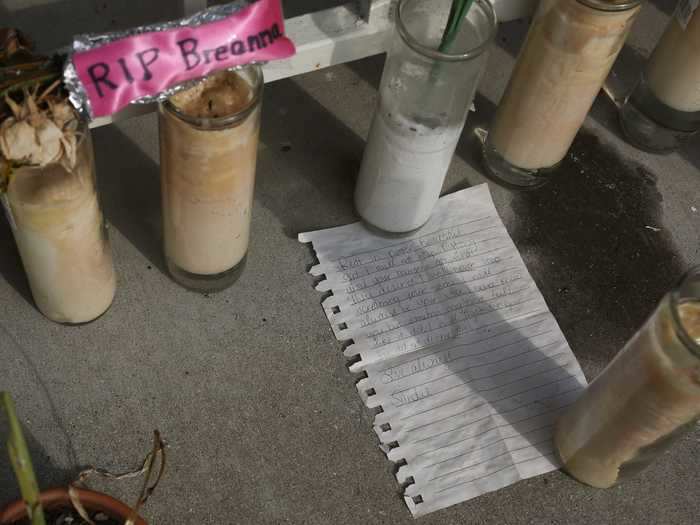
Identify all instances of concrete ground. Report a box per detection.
[2,0,699,523]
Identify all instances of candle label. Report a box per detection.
[70,0,295,118]
[1,193,17,231]
[677,0,699,30]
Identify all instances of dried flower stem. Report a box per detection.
[70,430,167,525]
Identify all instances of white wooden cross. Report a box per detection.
[90,0,537,127]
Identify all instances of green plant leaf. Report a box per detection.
[1,392,46,525]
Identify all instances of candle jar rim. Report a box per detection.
[670,266,700,359]
[161,65,263,131]
[396,0,497,63]
[576,0,643,12]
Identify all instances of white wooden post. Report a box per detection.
[262,0,393,83]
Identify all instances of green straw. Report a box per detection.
[438,0,476,54]
[421,0,477,108]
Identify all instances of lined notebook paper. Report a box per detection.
[299,185,587,517]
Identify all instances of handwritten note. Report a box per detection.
[299,185,587,517]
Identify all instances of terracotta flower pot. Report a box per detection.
[0,487,146,525]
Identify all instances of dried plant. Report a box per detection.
[0,28,79,193]
[1,83,79,169]
[70,431,167,525]
[0,29,61,119]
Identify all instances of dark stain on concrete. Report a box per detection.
[508,131,686,369]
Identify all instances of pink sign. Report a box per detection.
[72,0,295,117]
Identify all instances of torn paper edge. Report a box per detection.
[299,232,422,513]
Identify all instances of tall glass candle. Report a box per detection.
[2,126,116,323]
[620,0,700,152]
[555,268,700,488]
[354,0,496,233]
[482,0,641,189]
[159,67,262,292]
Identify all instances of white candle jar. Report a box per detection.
[354,0,496,234]
[2,125,116,324]
[159,67,262,292]
[554,267,700,488]
[620,0,700,152]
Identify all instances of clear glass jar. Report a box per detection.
[2,125,116,324]
[554,267,700,488]
[619,1,700,152]
[483,0,641,189]
[159,66,262,292]
[354,0,496,233]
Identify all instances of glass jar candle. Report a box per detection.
[159,67,262,292]
[354,0,496,233]
[620,0,700,152]
[554,267,700,488]
[482,0,641,189]
[2,125,116,324]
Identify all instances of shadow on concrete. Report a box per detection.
[0,216,35,309]
[344,52,385,90]
[678,136,700,171]
[495,17,532,58]
[91,124,166,275]
[255,77,365,238]
[648,0,677,15]
[0,328,82,506]
[0,323,81,498]
[455,92,498,180]
[0,419,83,508]
[599,44,647,106]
